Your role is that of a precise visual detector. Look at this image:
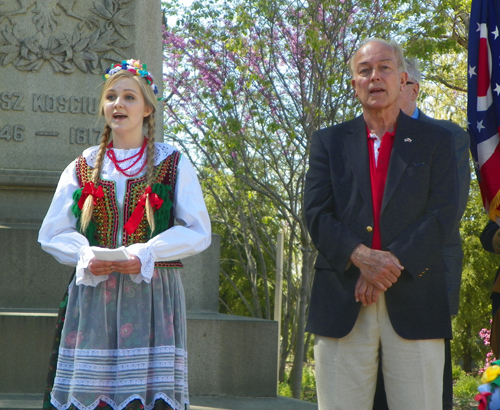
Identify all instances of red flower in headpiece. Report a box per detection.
[476,391,492,410]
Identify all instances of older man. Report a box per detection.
[305,38,459,409]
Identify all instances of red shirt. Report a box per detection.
[367,127,396,250]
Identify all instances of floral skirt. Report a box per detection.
[43,269,188,410]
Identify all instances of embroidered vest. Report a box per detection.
[74,150,183,268]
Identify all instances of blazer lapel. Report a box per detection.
[382,112,417,212]
[344,115,373,210]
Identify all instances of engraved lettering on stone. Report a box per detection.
[13,125,24,141]
[0,124,9,140]
[58,96,69,113]
[70,97,81,114]
[45,95,56,112]
[87,97,98,115]
[12,93,24,111]
[70,127,102,145]
[32,93,98,114]
[33,93,45,112]
[1,92,13,110]
[0,92,24,111]
[35,131,59,137]
[0,124,24,141]
[0,0,135,74]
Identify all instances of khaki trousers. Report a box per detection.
[314,293,444,410]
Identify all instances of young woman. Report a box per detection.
[38,59,211,410]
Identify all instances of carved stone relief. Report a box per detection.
[0,0,135,73]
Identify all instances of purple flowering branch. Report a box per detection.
[162,0,396,397]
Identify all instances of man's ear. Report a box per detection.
[412,83,420,102]
[351,79,358,97]
[399,71,408,91]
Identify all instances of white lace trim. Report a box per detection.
[127,244,154,283]
[82,143,177,168]
[76,247,108,287]
[58,346,183,358]
[54,376,175,387]
[57,361,175,372]
[51,392,188,410]
[154,144,176,164]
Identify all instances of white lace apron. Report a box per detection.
[50,269,188,410]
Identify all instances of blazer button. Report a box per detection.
[366,226,373,233]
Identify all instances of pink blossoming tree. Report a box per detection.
[162,0,395,396]
[162,0,482,398]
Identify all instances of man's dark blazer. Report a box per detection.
[305,111,459,341]
[480,220,500,317]
[418,109,470,316]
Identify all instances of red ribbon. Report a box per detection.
[78,182,104,209]
[123,186,163,235]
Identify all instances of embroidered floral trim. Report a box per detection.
[58,346,179,357]
[121,154,176,245]
[74,152,182,261]
[76,156,119,248]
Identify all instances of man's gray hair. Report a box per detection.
[405,57,421,83]
[350,38,407,77]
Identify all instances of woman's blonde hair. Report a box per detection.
[80,70,159,234]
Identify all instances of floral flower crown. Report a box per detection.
[103,59,159,95]
[477,360,500,410]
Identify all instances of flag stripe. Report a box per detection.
[468,0,500,218]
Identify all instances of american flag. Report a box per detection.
[468,0,500,221]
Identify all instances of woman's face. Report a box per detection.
[103,77,152,143]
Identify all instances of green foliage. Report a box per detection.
[453,374,480,406]
[279,364,317,403]
[300,365,318,403]
[453,174,500,372]
[162,1,408,395]
[199,167,282,319]
[163,0,495,397]
[453,363,466,381]
[395,0,470,92]
[278,380,292,398]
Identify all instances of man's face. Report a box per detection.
[351,41,407,112]
[399,79,419,116]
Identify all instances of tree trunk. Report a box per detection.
[279,243,295,383]
[290,246,311,398]
[463,322,473,373]
[303,332,312,363]
[279,312,290,383]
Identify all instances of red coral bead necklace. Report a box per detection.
[106,137,148,177]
